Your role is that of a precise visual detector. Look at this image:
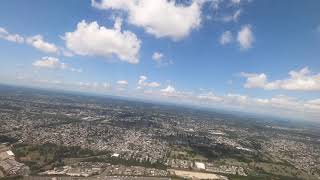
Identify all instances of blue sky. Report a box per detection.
[0,0,320,121]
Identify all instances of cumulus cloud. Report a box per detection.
[160,85,176,95]
[26,35,59,53]
[32,57,67,69]
[219,31,233,45]
[152,51,173,67]
[152,52,164,61]
[158,85,193,99]
[241,67,320,91]
[92,0,202,40]
[161,85,176,94]
[237,25,254,49]
[240,72,267,88]
[64,19,141,64]
[137,75,160,89]
[0,27,24,43]
[32,56,82,72]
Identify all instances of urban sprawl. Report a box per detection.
[0,85,319,179]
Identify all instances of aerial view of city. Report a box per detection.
[0,85,319,180]
[0,0,320,179]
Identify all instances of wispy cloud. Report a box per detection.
[237,24,254,49]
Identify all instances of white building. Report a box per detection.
[194,162,205,170]
[6,150,14,156]
[111,153,119,157]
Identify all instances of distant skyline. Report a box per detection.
[0,0,320,121]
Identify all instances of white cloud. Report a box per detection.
[224,94,309,118]
[231,0,241,4]
[152,52,164,61]
[160,85,176,94]
[26,35,59,53]
[137,75,160,89]
[116,80,128,91]
[197,92,222,102]
[219,30,233,45]
[32,56,81,73]
[240,72,267,88]
[0,27,24,43]
[226,93,248,104]
[0,28,6,34]
[133,81,320,120]
[304,99,320,111]
[92,0,202,40]
[64,19,141,64]
[13,74,320,120]
[148,82,161,87]
[266,96,300,110]
[138,76,147,86]
[159,85,193,99]
[241,67,320,91]
[32,57,67,69]
[145,85,320,120]
[0,27,64,55]
[212,93,316,119]
[117,80,128,86]
[237,24,254,49]
[151,51,173,67]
